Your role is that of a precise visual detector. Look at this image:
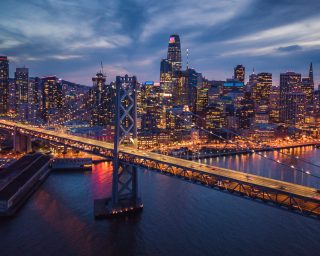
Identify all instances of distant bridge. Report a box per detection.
[0,119,319,218]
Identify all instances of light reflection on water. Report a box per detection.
[0,146,319,256]
[200,146,320,188]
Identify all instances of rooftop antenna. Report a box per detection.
[186,48,189,70]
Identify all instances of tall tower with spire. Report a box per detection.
[309,62,314,84]
[167,34,182,73]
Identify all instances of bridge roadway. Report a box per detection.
[0,120,319,217]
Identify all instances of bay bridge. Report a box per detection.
[1,119,320,218]
[1,75,319,218]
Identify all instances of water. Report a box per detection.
[0,147,320,256]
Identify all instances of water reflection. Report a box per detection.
[201,146,320,188]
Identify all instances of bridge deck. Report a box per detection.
[1,120,319,217]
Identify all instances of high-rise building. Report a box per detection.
[302,77,314,106]
[284,92,306,125]
[269,86,280,123]
[204,102,225,131]
[0,56,9,114]
[279,72,305,124]
[172,68,201,108]
[251,72,272,106]
[246,69,257,92]
[90,72,115,126]
[28,77,42,124]
[160,59,173,96]
[234,65,245,83]
[140,81,163,129]
[309,62,314,85]
[236,92,254,129]
[42,76,62,123]
[167,34,182,73]
[15,68,29,119]
[173,71,188,106]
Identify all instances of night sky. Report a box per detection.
[1,0,320,86]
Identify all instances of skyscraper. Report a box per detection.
[0,56,9,114]
[15,68,29,120]
[234,65,245,83]
[269,86,280,123]
[90,71,115,126]
[42,76,62,123]
[160,58,173,96]
[309,62,314,85]
[15,67,29,105]
[251,72,272,106]
[167,34,182,73]
[302,77,314,106]
[279,72,305,124]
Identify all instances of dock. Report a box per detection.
[0,153,51,216]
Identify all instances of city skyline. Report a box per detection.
[1,0,320,85]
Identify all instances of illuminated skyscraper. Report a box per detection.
[91,71,115,126]
[0,56,9,114]
[167,34,182,73]
[236,92,254,129]
[15,67,29,105]
[246,69,257,92]
[279,72,305,124]
[251,72,272,106]
[234,65,245,83]
[302,77,314,106]
[309,62,314,85]
[15,68,29,120]
[42,76,62,123]
[28,77,42,124]
[269,86,280,123]
[160,58,173,97]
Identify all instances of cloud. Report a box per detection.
[277,45,303,52]
[1,0,320,85]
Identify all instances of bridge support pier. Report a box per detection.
[94,75,142,218]
[13,127,32,153]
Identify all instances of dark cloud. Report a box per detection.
[0,0,320,85]
[277,45,303,52]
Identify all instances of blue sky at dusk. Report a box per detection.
[1,0,320,85]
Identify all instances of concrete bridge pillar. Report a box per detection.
[13,127,32,153]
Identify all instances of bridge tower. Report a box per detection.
[94,75,143,218]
